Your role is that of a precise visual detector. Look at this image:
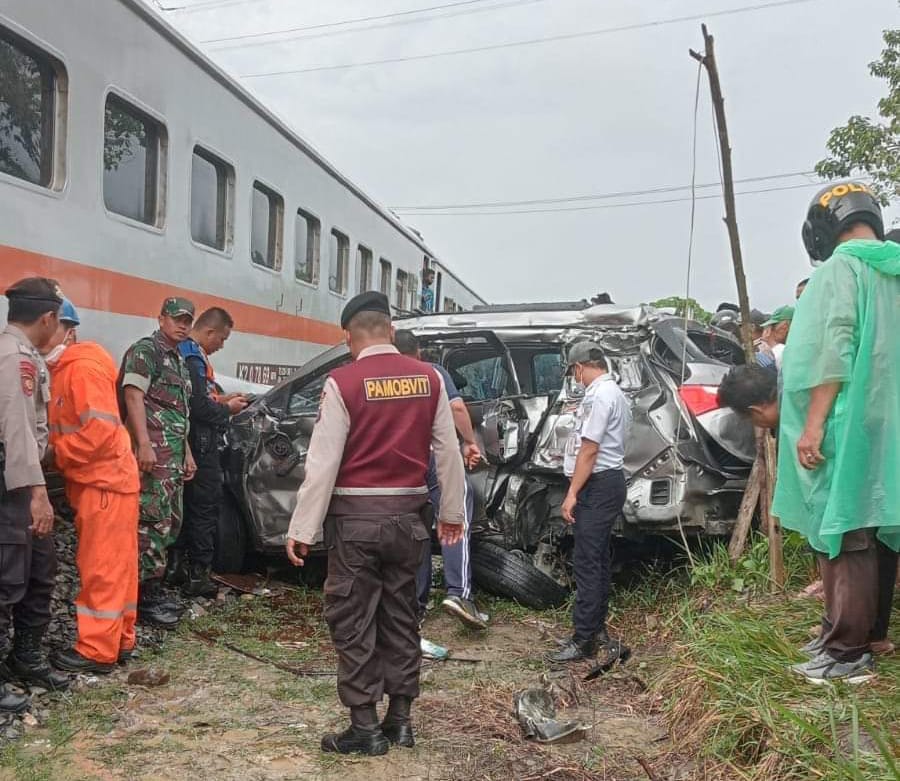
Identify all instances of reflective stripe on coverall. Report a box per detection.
[49,342,140,663]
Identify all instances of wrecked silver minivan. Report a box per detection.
[220,304,754,606]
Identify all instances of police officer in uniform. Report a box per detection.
[0,278,71,711]
[285,292,465,756]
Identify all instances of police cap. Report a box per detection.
[5,277,64,307]
[340,291,391,330]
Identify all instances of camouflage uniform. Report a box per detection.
[119,331,191,582]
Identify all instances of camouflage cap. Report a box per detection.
[160,297,195,319]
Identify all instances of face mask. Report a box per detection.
[45,344,67,365]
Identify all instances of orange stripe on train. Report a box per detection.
[0,244,344,345]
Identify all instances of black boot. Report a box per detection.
[138,580,181,629]
[547,636,599,663]
[381,695,415,748]
[0,683,29,714]
[0,646,30,714]
[321,705,390,756]
[182,565,218,599]
[7,628,70,691]
[50,648,115,675]
[164,548,189,587]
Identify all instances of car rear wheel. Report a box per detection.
[471,540,568,609]
[213,491,247,574]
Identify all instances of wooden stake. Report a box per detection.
[763,432,785,591]
[728,453,762,562]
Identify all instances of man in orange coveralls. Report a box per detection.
[43,301,141,674]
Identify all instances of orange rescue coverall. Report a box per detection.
[48,342,140,664]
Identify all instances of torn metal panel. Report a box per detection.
[226,308,753,581]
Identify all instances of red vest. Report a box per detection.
[331,353,440,490]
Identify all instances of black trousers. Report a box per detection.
[0,487,56,643]
[178,449,222,570]
[323,512,429,708]
[571,470,626,645]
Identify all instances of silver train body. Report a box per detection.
[0,0,483,382]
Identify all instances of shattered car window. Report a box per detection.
[532,352,564,395]
[448,352,511,401]
[286,373,328,416]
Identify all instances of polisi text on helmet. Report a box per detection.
[818,182,871,208]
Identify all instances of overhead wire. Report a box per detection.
[393,181,823,216]
[390,171,816,211]
[671,61,705,571]
[156,0,269,12]
[238,0,820,78]
[202,0,537,47]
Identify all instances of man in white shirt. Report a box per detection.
[550,341,632,663]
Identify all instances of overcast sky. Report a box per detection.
[156,0,897,311]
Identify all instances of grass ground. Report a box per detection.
[0,534,897,781]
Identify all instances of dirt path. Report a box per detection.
[1,596,671,781]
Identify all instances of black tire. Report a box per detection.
[471,541,568,609]
[213,491,247,574]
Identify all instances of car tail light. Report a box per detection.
[678,385,720,417]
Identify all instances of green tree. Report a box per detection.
[815,24,900,205]
[649,296,712,323]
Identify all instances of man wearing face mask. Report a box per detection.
[118,298,196,629]
[0,278,70,710]
[550,341,631,663]
[41,302,141,674]
[167,308,247,598]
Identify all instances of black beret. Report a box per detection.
[340,291,391,329]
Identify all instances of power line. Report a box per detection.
[157,0,270,13]
[390,171,815,210]
[394,181,823,216]
[240,0,820,78]
[202,0,523,47]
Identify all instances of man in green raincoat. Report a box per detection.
[773,182,899,684]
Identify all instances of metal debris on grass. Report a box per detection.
[514,687,587,744]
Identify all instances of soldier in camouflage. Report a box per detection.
[118,298,197,628]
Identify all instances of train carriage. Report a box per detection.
[0,0,484,382]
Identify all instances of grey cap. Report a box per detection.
[565,340,607,370]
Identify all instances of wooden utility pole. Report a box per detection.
[689,25,785,590]
[689,25,754,364]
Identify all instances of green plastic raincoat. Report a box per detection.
[772,239,900,558]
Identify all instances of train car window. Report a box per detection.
[443,297,456,312]
[379,258,392,296]
[0,27,65,188]
[251,181,283,270]
[396,270,408,309]
[295,209,321,284]
[328,228,349,294]
[407,272,418,307]
[191,147,233,250]
[357,245,373,293]
[104,95,166,226]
